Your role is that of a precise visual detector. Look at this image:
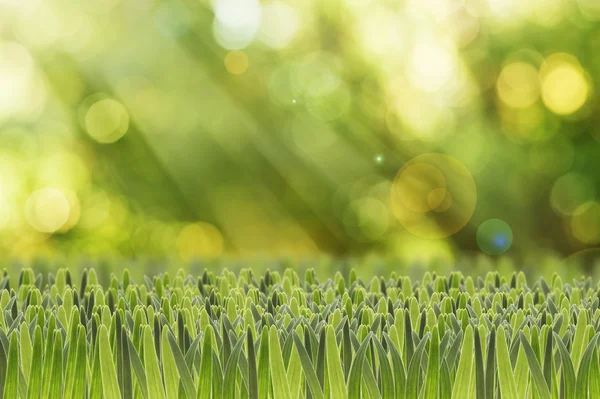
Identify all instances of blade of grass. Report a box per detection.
[162,328,179,399]
[222,332,246,399]
[269,326,291,399]
[247,327,259,399]
[26,326,43,399]
[3,332,18,399]
[325,325,347,398]
[519,331,551,399]
[198,325,213,399]
[143,326,166,399]
[406,332,431,399]
[424,326,440,399]
[167,330,197,398]
[496,326,518,399]
[100,325,122,398]
[48,330,64,399]
[347,333,371,399]
[451,326,474,399]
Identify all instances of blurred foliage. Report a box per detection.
[0,0,599,265]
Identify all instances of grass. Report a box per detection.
[0,266,598,398]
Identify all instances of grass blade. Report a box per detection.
[198,325,213,399]
[3,332,18,399]
[325,325,347,398]
[451,326,474,399]
[222,332,246,399]
[292,331,324,399]
[424,326,440,399]
[48,330,64,399]
[100,325,122,399]
[167,330,197,398]
[143,326,165,399]
[26,326,43,399]
[269,326,291,399]
[519,331,551,399]
[406,333,431,399]
[496,326,518,399]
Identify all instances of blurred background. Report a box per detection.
[0,0,599,275]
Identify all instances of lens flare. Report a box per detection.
[476,219,513,255]
[391,153,476,239]
[540,53,589,116]
[84,98,129,143]
[25,188,70,233]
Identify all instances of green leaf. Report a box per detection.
[325,325,347,398]
[126,328,149,399]
[373,336,395,399]
[100,325,122,399]
[347,334,371,399]
[19,322,32,381]
[198,325,213,399]
[71,326,88,399]
[63,307,80,398]
[143,326,165,399]
[361,354,382,399]
[571,309,588,373]
[161,328,179,399]
[474,328,485,399]
[255,326,270,399]
[575,333,600,399]
[553,332,575,399]
[383,333,406,399]
[451,326,474,399]
[424,326,440,399]
[519,331,551,399]
[292,331,324,399]
[48,330,64,399]
[3,332,18,399]
[406,333,431,399]
[590,347,600,399]
[496,326,518,399]
[89,333,103,399]
[166,330,197,399]
[247,328,259,399]
[439,360,452,399]
[269,326,291,399]
[26,326,43,399]
[41,320,56,398]
[485,327,496,399]
[222,332,246,399]
[287,331,304,398]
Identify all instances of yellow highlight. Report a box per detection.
[496,62,539,109]
[177,222,224,260]
[540,54,589,115]
[25,188,70,233]
[391,154,476,239]
[428,188,452,213]
[85,98,130,143]
[224,51,249,75]
[395,163,446,213]
[571,202,600,244]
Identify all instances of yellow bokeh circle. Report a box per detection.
[85,98,130,143]
[540,53,589,116]
[176,222,224,260]
[496,61,540,109]
[571,201,600,244]
[25,188,70,233]
[391,154,476,239]
[224,50,249,75]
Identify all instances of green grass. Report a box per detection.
[0,267,599,398]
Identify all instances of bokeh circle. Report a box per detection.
[390,153,476,239]
[476,219,513,255]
